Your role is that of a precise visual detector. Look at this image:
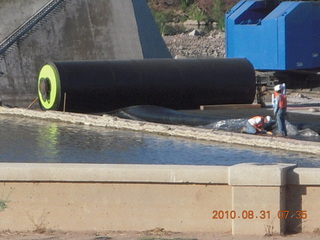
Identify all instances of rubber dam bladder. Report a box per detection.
[37,58,256,113]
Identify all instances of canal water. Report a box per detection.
[1,115,319,167]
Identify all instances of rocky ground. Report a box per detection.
[163,30,225,58]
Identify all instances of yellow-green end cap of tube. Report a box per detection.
[38,64,61,110]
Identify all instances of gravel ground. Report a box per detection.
[163,30,225,58]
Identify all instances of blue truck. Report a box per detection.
[225,0,320,88]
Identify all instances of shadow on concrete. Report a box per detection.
[286,170,306,234]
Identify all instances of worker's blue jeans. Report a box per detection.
[276,108,287,136]
[244,121,256,134]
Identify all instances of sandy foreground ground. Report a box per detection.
[1,230,320,240]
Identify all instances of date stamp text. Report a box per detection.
[212,210,307,220]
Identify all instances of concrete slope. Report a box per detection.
[0,0,49,41]
[132,0,172,58]
[0,0,171,101]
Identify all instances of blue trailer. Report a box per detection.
[225,0,320,87]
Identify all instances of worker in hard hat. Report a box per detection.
[241,115,272,134]
[274,85,287,136]
[272,83,286,107]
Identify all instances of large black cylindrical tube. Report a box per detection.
[37,58,256,113]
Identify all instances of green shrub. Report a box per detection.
[148,0,235,31]
[0,199,8,212]
[211,0,225,29]
[179,0,194,11]
[153,10,175,35]
[188,3,207,23]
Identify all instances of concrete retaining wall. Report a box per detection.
[0,0,171,101]
[0,162,319,236]
[0,0,49,40]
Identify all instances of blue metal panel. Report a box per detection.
[285,3,312,69]
[225,1,265,59]
[226,0,282,70]
[313,3,320,68]
[132,0,172,58]
[226,1,320,71]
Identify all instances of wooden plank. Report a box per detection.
[200,104,262,110]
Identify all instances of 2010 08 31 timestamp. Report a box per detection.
[212,210,271,219]
[212,210,308,220]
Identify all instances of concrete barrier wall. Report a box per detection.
[0,0,171,100]
[0,0,48,40]
[0,163,231,233]
[0,162,319,236]
[287,168,320,234]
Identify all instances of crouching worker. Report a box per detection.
[241,116,272,134]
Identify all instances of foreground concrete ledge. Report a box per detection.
[0,163,228,184]
[287,167,320,185]
[0,162,319,235]
[0,107,320,155]
[229,163,297,235]
[229,163,297,186]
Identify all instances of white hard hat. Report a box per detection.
[274,84,281,92]
[266,116,271,123]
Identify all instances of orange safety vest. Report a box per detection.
[251,116,266,128]
[278,94,287,109]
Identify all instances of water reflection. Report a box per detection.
[36,123,59,162]
[0,115,319,167]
